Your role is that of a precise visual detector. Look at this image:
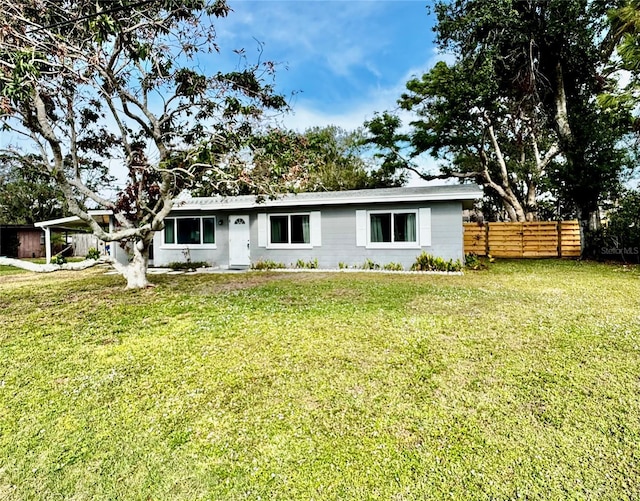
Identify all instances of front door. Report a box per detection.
[228,215,251,268]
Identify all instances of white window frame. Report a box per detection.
[161,216,217,249]
[366,209,420,249]
[356,208,431,248]
[267,212,313,249]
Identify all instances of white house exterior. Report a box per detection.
[152,184,482,269]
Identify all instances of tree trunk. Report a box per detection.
[500,192,527,222]
[107,236,153,289]
[578,206,601,234]
[120,239,152,289]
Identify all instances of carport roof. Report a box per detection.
[34,211,112,231]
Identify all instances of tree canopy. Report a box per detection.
[366,0,638,227]
[0,0,287,287]
[242,125,404,194]
[0,154,64,224]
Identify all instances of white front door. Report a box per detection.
[228,215,251,268]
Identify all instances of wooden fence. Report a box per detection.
[72,233,108,258]
[464,221,581,258]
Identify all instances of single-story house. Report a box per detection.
[153,184,482,270]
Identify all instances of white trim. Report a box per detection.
[366,209,420,249]
[419,207,432,247]
[35,210,113,228]
[267,243,313,250]
[163,215,217,248]
[310,211,322,247]
[266,212,313,249]
[181,193,470,210]
[366,242,421,250]
[257,213,267,247]
[174,185,483,211]
[34,216,81,228]
[160,244,218,250]
[356,210,367,247]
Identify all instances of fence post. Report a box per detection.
[484,224,489,256]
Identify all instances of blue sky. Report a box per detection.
[211,1,440,131]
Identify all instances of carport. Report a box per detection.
[34,212,113,264]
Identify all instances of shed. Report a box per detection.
[0,224,44,259]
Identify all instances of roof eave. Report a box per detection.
[174,190,484,212]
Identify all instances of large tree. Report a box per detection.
[247,125,404,193]
[366,57,561,222]
[601,0,640,134]
[367,0,634,227]
[192,125,404,198]
[0,0,287,288]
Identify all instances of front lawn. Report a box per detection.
[0,265,26,276]
[1,261,639,499]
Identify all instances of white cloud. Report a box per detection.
[281,46,451,133]
[277,52,453,186]
[217,1,394,79]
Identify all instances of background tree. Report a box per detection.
[251,125,404,193]
[0,0,287,288]
[0,154,64,224]
[366,56,561,222]
[600,0,640,136]
[193,125,404,197]
[0,153,114,224]
[367,0,635,228]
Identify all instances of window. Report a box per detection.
[269,214,310,245]
[370,211,416,244]
[163,217,216,246]
[257,212,321,248]
[356,208,429,249]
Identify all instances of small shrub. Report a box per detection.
[338,262,348,270]
[86,247,101,260]
[465,253,492,270]
[446,259,463,272]
[167,261,209,271]
[383,262,404,271]
[295,258,318,269]
[361,258,380,270]
[411,252,462,272]
[50,254,67,265]
[252,260,286,270]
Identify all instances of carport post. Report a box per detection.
[43,227,51,264]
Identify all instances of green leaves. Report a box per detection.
[366,0,636,225]
[0,154,66,225]
[0,0,288,262]
[247,125,404,195]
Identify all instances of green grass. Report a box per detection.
[0,265,26,276]
[1,260,639,500]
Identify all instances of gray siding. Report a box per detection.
[152,212,231,267]
[152,201,464,269]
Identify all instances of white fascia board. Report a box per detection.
[35,211,114,228]
[34,216,82,228]
[174,189,484,212]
